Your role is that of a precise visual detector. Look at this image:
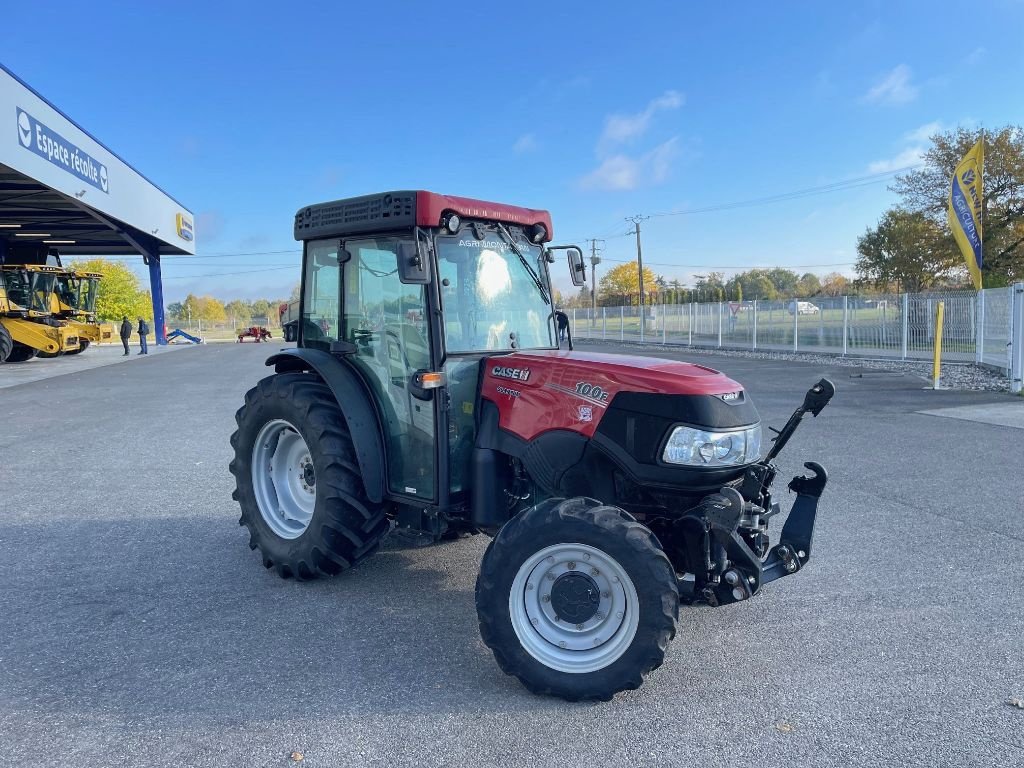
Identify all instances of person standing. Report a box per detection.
[555,310,569,342]
[119,316,132,356]
[137,317,149,355]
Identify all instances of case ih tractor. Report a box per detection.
[230,191,833,701]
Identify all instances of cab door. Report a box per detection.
[338,236,437,501]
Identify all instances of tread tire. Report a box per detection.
[476,496,679,701]
[229,372,389,580]
[0,324,12,363]
[5,342,37,363]
[64,339,90,355]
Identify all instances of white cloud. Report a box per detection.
[868,147,924,174]
[904,121,943,144]
[600,90,684,147]
[579,138,679,191]
[513,133,538,153]
[965,47,986,66]
[863,65,918,105]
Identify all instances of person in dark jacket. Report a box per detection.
[137,317,149,355]
[119,317,132,356]
[555,310,569,342]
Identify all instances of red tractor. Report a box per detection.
[237,326,272,343]
[229,191,833,701]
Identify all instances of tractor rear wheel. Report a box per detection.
[0,324,12,362]
[476,497,679,701]
[64,339,90,355]
[229,372,389,580]
[5,343,38,363]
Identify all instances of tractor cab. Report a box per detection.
[292,192,580,508]
[51,270,102,321]
[0,264,60,317]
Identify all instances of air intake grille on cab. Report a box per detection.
[293,191,416,240]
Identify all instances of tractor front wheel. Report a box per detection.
[476,497,679,701]
[229,372,390,579]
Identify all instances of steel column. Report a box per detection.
[146,250,167,345]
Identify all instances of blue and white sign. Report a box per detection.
[16,108,109,194]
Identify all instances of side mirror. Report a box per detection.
[546,244,586,286]
[566,247,586,286]
[397,235,432,284]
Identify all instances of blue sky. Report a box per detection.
[3,0,1023,302]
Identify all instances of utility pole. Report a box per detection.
[626,215,650,309]
[588,238,604,323]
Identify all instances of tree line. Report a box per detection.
[166,294,290,327]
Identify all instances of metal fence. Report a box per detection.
[571,286,1024,392]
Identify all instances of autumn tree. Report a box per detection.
[855,209,961,292]
[892,125,1024,283]
[225,299,252,326]
[795,272,821,297]
[182,293,227,323]
[69,258,150,321]
[597,262,659,305]
[820,272,850,296]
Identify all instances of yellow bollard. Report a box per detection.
[932,301,945,389]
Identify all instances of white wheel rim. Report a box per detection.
[251,419,316,539]
[509,542,640,674]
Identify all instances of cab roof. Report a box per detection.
[294,190,553,242]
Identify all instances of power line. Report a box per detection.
[649,166,918,218]
[598,256,856,269]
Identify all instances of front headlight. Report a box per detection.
[662,424,762,467]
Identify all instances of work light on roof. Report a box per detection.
[443,213,461,234]
[530,223,548,243]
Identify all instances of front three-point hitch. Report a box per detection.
[678,379,835,606]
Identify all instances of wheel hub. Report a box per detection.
[508,543,640,674]
[550,572,601,624]
[251,419,316,540]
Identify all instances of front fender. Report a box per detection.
[266,349,386,504]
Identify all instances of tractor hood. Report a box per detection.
[480,349,750,441]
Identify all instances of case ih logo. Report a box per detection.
[492,366,531,382]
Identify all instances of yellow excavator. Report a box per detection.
[0,264,80,363]
[43,268,113,356]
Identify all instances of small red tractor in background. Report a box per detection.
[237,326,272,343]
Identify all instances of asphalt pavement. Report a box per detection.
[0,342,1021,767]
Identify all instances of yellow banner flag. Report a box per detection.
[947,139,984,289]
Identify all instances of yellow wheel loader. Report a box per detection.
[0,264,80,363]
[46,269,113,355]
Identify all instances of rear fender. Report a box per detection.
[266,348,386,504]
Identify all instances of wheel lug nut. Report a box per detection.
[546,574,555,581]
[530,617,538,625]
[590,568,600,576]
[567,561,576,570]
[595,612,604,620]
[602,591,610,598]
[616,611,623,619]
[542,595,551,602]
[527,583,534,591]
[575,623,583,630]
[583,553,591,560]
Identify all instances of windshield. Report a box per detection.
[81,278,99,313]
[436,228,554,353]
[29,272,56,314]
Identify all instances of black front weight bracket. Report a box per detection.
[696,462,828,605]
[760,461,827,586]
